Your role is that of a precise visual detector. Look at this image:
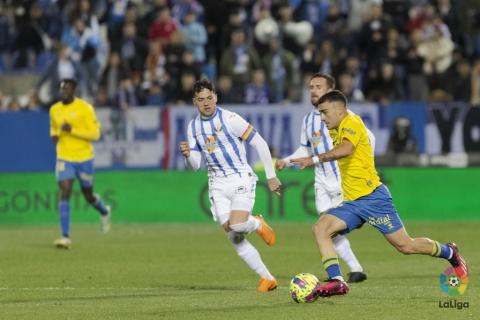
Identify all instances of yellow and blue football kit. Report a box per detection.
[50,98,101,187]
[327,114,404,235]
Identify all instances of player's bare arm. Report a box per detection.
[267,177,282,196]
[290,139,354,169]
[179,141,190,158]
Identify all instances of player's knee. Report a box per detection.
[312,220,330,238]
[228,231,245,244]
[229,222,249,233]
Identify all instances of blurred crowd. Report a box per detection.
[0,0,479,112]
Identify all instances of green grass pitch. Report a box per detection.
[0,222,478,319]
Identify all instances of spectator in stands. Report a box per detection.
[12,2,46,69]
[314,39,341,77]
[216,75,240,104]
[174,71,196,105]
[114,22,148,71]
[37,44,80,104]
[366,62,404,104]
[359,3,392,71]
[180,10,207,63]
[0,5,14,63]
[101,0,129,43]
[24,90,42,111]
[172,0,204,23]
[471,58,480,106]
[220,28,261,102]
[451,59,472,102]
[341,56,365,97]
[100,51,129,105]
[405,29,428,101]
[164,30,186,79]
[94,86,110,107]
[146,80,166,106]
[245,69,269,104]
[145,41,167,87]
[149,6,177,46]
[117,76,138,111]
[261,37,295,103]
[387,117,417,154]
[338,72,365,102]
[417,25,454,93]
[62,16,101,99]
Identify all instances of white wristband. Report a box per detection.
[312,156,320,164]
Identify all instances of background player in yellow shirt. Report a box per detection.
[50,79,111,249]
[291,90,468,298]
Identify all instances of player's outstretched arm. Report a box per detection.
[291,139,354,169]
[248,134,282,195]
[276,146,311,170]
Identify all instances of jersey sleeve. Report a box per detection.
[187,119,202,152]
[70,103,101,141]
[49,106,59,137]
[340,116,362,147]
[227,112,257,143]
[300,114,310,147]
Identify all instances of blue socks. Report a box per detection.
[323,255,342,279]
[431,241,453,260]
[59,200,70,238]
[93,194,109,216]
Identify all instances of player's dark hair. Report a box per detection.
[310,73,336,89]
[60,78,78,88]
[193,78,215,95]
[317,90,347,107]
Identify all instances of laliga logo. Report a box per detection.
[439,267,468,296]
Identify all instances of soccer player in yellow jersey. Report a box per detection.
[50,79,111,249]
[291,90,468,298]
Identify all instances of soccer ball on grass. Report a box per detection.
[289,273,320,303]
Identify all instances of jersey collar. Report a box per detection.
[200,107,218,121]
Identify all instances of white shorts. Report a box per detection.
[208,173,257,225]
[315,180,343,214]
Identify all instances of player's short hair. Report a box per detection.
[60,78,78,88]
[193,78,215,96]
[310,73,336,89]
[317,90,347,107]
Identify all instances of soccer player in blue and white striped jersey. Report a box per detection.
[276,73,371,283]
[179,79,281,292]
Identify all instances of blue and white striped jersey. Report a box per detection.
[187,107,257,178]
[301,110,340,183]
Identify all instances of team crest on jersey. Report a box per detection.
[205,135,218,153]
[311,131,322,147]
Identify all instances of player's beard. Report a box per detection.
[310,96,319,107]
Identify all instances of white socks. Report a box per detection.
[228,231,274,280]
[229,216,260,234]
[333,234,363,273]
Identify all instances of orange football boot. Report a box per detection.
[257,277,278,293]
[255,215,276,246]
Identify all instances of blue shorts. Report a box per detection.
[327,184,404,235]
[55,159,94,188]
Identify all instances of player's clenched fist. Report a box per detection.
[275,159,286,171]
[179,141,190,158]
